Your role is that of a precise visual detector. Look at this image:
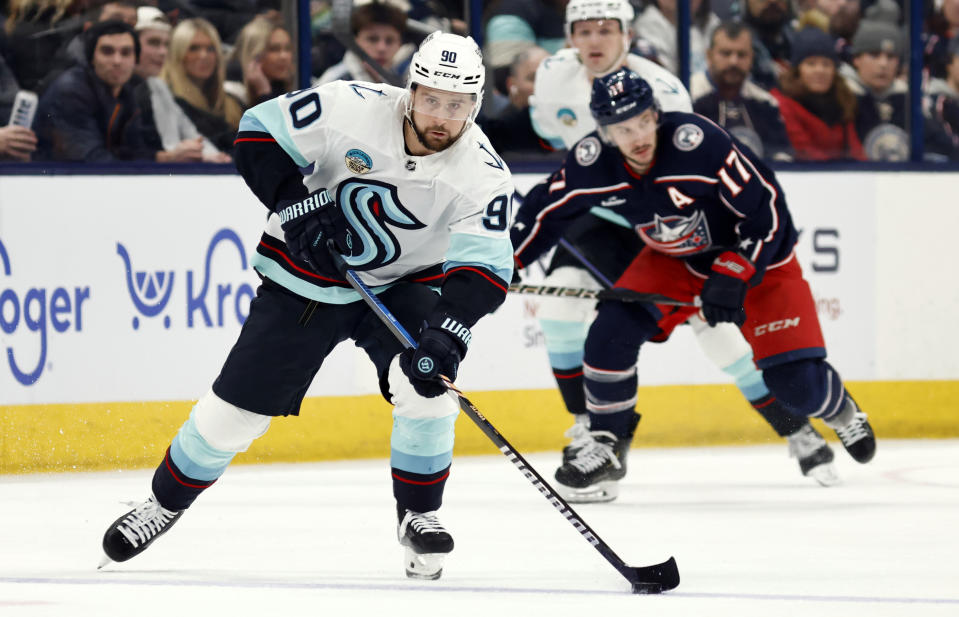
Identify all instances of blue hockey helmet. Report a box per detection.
[589,69,659,126]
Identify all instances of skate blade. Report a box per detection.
[404,548,445,580]
[806,462,842,487]
[558,480,619,503]
[97,554,112,570]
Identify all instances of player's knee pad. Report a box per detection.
[763,359,845,418]
[387,356,458,420]
[193,389,271,453]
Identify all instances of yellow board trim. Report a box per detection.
[2,380,957,474]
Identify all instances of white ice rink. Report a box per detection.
[2,439,957,617]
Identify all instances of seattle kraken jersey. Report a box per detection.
[239,81,515,304]
[512,112,798,279]
[529,50,692,150]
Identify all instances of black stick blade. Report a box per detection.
[629,556,680,594]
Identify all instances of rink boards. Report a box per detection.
[1,172,957,472]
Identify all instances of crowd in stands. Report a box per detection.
[2,0,959,163]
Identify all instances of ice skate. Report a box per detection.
[787,424,840,486]
[398,510,454,580]
[555,430,631,503]
[826,396,876,463]
[100,495,183,567]
[561,414,592,464]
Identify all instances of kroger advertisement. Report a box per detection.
[0,171,897,405]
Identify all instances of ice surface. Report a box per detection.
[1,440,957,616]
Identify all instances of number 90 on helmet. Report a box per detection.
[589,68,659,126]
[407,31,485,122]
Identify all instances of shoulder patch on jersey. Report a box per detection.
[574,136,601,166]
[345,148,373,174]
[557,107,577,127]
[673,123,705,151]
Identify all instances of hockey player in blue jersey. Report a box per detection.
[512,69,877,500]
[523,0,839,496]
[99,32,514,580]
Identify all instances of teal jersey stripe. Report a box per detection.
[724,353,770,400]
[252,253,396,304]
[170,410,235,481]
[390,449,453,475]
[446,233,513,282]
[547,349,586,370]
[391,415,457,457]
[244,103,310,168]
[589,207,632,228]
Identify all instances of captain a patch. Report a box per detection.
[673,123,704,151]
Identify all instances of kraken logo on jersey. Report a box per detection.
[336,179,426,270]
[636,211,712,255]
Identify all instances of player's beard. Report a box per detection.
[408,117,462,153]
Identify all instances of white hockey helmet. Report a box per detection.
[407,31,485,112]
[564,0,635,38]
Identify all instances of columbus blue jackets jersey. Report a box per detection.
[512,112,799,279]
[236,80,515,307]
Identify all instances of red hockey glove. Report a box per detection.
[700,251,756,327]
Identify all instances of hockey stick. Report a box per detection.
[327,242,680,594]
[508,283,699,307]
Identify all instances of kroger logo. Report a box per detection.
[117,228,256,330]
[0,237,91,386]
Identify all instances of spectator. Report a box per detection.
[842,19,909,159]
[161,17,243,154]
[315,0,408,86]
[36,1,143,94]
[691,21,793,160]
[478,45,553,155]
[2,0,82,92]
[34,19,157,161]
[225,16,293,109]
[156,0,281,45]
[132,6,231,163]
[483,0,567,98]
[1,51,38,161]
[816,0,863,63]
[742,0,795,90]
[633,0,721,75]
[925,0,959,79]
[925,35,959,159]
[770,26,865,160]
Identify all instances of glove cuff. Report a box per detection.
[711,251,756,282]
[426,313,472,355]
[277,188,334,224]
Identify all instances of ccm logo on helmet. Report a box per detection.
[433,71,461,78]
[754,317,800,336]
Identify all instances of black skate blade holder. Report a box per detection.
[327,242,680,594]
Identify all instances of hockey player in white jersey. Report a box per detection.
[99,32,514,580]
[521,0,839,499]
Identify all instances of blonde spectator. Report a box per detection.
[162,17,243,154]
[225,16,294,109]
[133,7,231,163]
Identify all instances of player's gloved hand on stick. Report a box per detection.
[398,314,472,398]
[277,188,347,271]
[700,250,756,327]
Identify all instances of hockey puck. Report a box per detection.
[631,582,664,594]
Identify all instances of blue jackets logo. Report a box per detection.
[117,228,256,330]
[0,237,91,386]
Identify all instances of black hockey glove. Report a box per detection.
[398,314,472,398]
[700,251,756,327]
[277,188,347,271]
